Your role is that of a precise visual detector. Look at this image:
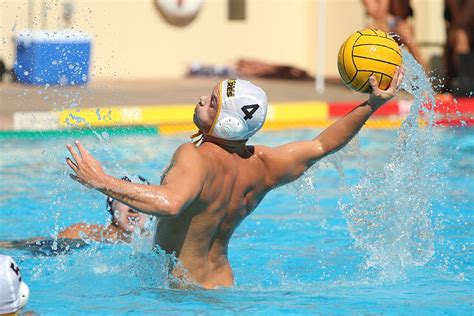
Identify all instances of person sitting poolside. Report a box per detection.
[65,70,404,289]
[0,254,30,316]
[0,176,151,253]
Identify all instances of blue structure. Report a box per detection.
[14,30,92,85]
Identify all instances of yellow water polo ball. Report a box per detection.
[337,29,403,93]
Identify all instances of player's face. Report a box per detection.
[193,85,219,132]
[111,200,148,233]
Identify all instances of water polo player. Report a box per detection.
[66,72,404,289]
[58,175,152,243]
[0,176,152,254]
[0,254,30,315]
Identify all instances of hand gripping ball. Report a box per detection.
[337,29,403,93]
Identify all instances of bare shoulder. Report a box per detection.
[167,143,209,173]
[252,143,309,187]
[174,143,206,162]
[252,144,286,163]
[162,142,208,193]
[176,142,198,152]
[58,223,103,239]
[251,145,289,185]
[251,145,273,160]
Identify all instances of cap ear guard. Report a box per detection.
[213,111,247,140]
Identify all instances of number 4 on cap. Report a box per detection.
[241,104,260,120]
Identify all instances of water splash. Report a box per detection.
[295,173,321,215]
[339,50,441,280]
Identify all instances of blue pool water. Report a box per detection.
[1,49,472,314]
[0,126,472,315]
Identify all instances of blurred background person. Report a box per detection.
[362,0,427,70]
[187,59,313,80]
[0,254,30,316]
[235,59,314,80]
[443,0,474,93]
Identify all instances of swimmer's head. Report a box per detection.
[0,254,29,315]
[106,175,151,234]
[193,79,268,141]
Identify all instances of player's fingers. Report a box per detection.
[74,140,88,156]
[69,173,79,182]
[369,75,381,94]
[66,143,81,163]
[396,67,404,88]
[66,157,78,173]
[69,173,91,187]
[389,67,401,91]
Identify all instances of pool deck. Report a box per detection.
[0,77,472,132]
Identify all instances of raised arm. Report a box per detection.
[267,67,404,186]
[66,142,206,217]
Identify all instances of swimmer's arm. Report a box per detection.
[269,68,404,186]
[58,223,102,241]
[67,142,205,217]
[0,228,95,248]
[0,237,45,249]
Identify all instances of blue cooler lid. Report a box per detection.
[16,30,91,46]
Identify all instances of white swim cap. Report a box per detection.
[207,79,268,140]
[0,254,30,314]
